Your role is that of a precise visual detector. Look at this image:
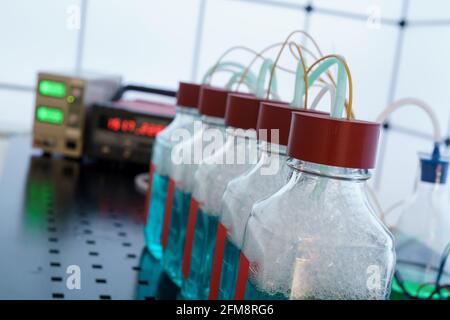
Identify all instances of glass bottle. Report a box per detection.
[180,94,262,299]
[212,103,315,300]
[161,87,227,287]
[238,112,396,300]
[144,82,201,260]
[390,146,450,299]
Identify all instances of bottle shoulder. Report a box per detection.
[392,186,450,254]
[248,172,393,247]
[155,115,197,142]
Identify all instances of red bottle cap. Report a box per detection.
[176,82,202,109]
[225,94,271,130]
[257,102,327,146]
[198,86,235,118]
[288,113,380,169]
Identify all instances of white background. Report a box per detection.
[1,0,450,208]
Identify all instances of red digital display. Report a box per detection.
[104,117,166,138]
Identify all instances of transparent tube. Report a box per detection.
[241,159,395,300]
[181,127,259,300]
[162,115,226,286]
[144,106,199,260]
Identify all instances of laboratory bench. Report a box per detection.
[0,134,178,300]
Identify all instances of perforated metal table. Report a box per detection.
[0,134,178,300]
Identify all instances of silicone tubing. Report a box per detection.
[305,57,349,197]
[290,58,342,112]
[374,98,443,224]
[307,57,347,118]
[202,61,257,86]
[291,60,306,108]
[291,61,338,111]
[225,71,256,93]
[255,58,278,99]
[310,83,336,111]
[235,41,326,94]
[376,98,442,143]
[202,61,246,82]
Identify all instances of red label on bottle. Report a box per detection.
[161,178,176,249]
[182,197,199,279]
[234,252,250,300]
[208,223,228,300]
[144,163,156,223]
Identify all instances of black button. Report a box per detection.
[66,140,77,149]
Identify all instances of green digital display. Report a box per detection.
[39,80,66,98]
[36,106,64,124]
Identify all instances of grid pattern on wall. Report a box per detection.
[1,0,450,207]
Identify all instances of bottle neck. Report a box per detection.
[225,126,258,140]
[287,159,371,181]
[201,114,226,128]
[257,143,290,177]
[172,106,199,125]
[258,141,288,157]
[176,105,199,116]
[415,178,449,195]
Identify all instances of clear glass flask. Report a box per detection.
[161,87,227,287]
[390,147,450,299]
[144,82,201,260]
[181,94,262,300]
[238,112,396,300]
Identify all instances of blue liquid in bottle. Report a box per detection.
[162,187,192,287]
[245,279,287,300]
[144,172,169,260]
[181,210,219,300]
[218,237,241,300]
